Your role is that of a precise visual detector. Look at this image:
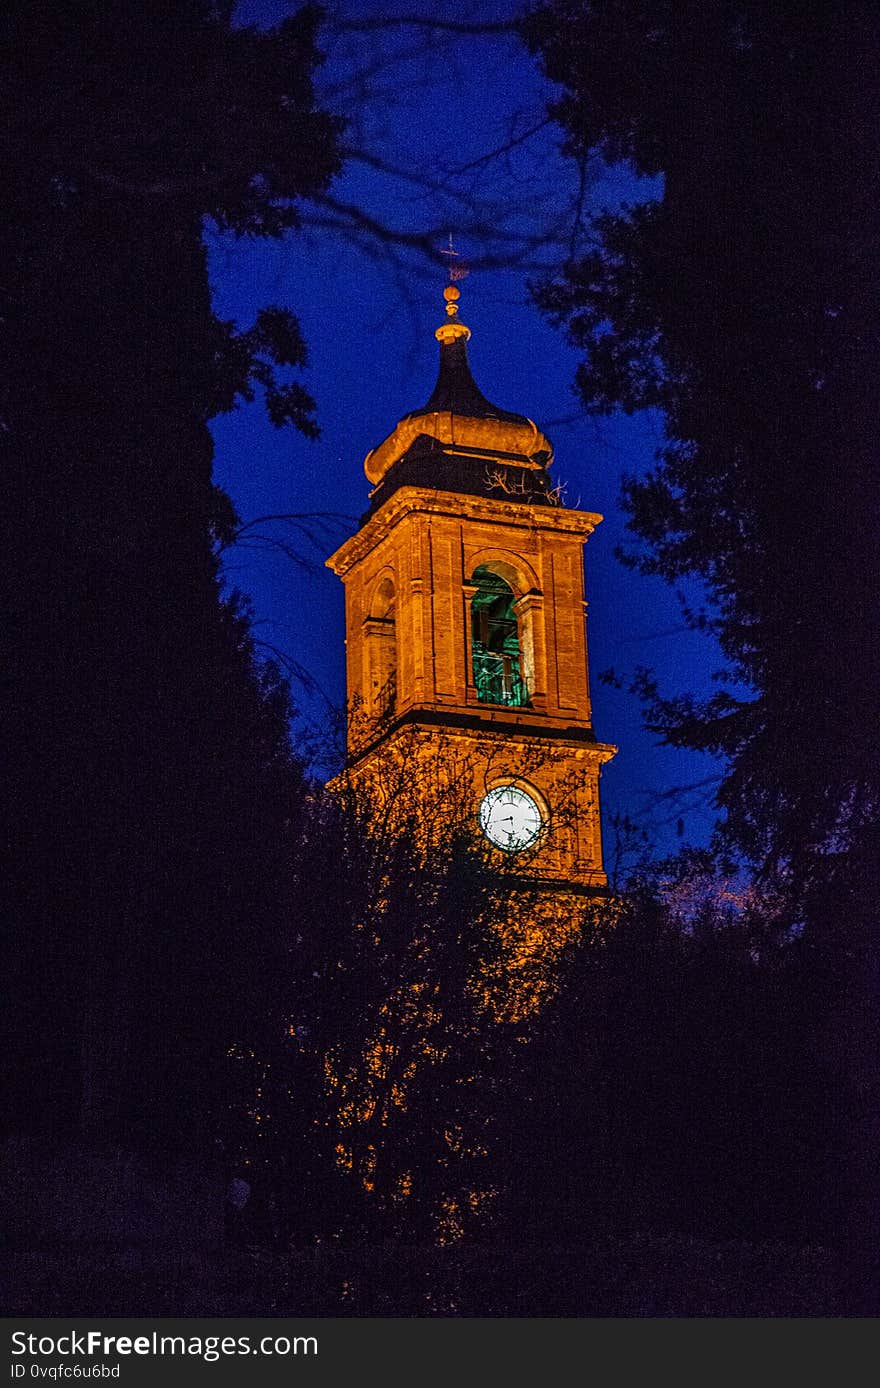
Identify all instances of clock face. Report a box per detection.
[479,785,543,853]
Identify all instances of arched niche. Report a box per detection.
[364,572,397,715]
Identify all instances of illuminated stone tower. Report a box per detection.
[326,283,615,892]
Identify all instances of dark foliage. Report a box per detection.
[225,771,529,1250]
[2,1,341,1151]
[523,3,880,894]
[494,881,847,1255]
[6,1235,841,1317]
[522,6,880,1306]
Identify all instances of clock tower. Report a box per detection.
[326,282,615,896]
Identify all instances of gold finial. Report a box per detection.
[437,237,471,342]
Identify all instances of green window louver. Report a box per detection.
[470,566,529,707]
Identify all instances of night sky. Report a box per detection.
[209,1,724,858]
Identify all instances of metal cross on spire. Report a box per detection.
[440,233,470,283]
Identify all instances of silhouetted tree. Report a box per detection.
[523,3,879,901]
[228,734,547,1251]
[3,1,341,1152]
[494,867,842,1262]
[522,6,880,1306]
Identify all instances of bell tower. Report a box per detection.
[326,282,615,893]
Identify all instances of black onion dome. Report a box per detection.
[362,283,554,487]
[406,334,530,426]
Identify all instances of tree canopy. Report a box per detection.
[3,0,342,1147]
[524,2,880,900]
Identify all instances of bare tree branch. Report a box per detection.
[446,118,553,175]
[331,16,518,37]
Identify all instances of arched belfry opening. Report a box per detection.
[470,565,528,708]
[367,574,396,716]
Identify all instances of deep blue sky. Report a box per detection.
[210,2,724,858]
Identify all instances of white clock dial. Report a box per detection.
[479,785,543,852]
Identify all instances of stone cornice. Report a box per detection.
[347,707,617,765]
[326,486,603,576]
